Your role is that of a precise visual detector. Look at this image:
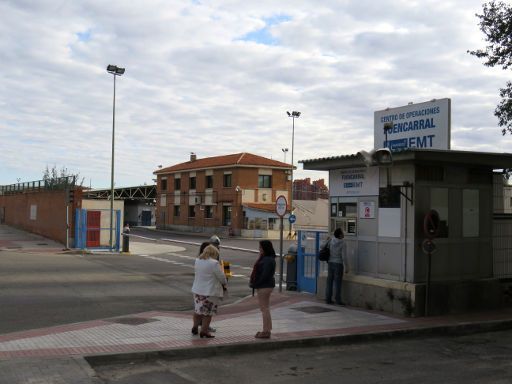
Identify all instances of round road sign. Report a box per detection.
[288,214,296,224]
[275,195,288,217]
[421,239,437,254]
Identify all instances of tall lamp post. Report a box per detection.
[281,147,288,163]
[107,64,125,251]
[286,110,300,237]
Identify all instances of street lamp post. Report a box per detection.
[107,64,125,251]
[286,111,300,237]
[281,148,288,163]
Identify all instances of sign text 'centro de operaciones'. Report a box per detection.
[374,98,451,151]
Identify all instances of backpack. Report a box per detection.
[318,242,330,262]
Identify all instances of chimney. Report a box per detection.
[190,152,197,162]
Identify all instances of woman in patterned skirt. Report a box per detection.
[191,244,227,338]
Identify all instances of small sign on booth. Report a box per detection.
[359,201,375,219]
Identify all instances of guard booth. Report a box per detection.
[301,148,512,316]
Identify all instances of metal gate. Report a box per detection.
[75,208,121,251]
[297,230,328,294]
[493,216,512,278]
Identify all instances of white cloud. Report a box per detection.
[0,0,509,188]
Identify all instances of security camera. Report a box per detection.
[357,148,393,167]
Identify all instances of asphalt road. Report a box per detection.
[92,329,512,383]
[0,228,295,334]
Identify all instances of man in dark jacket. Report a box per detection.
[325,228,347,305]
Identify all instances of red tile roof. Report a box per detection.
[154,153,292,174]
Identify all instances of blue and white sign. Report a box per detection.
[288,214,296,224]
[374,98,451,151]
[329,167,379,197]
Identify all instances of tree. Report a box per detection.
[468,1,512,135]
[42,165,84,188]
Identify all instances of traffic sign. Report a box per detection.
[423,210,440,239]
[275,195,288,217]
[421,239,437,254]
[288,214,296,224]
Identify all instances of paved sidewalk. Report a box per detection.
[0,224,64,253]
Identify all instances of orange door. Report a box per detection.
[86,211,101,247]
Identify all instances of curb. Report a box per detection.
[85,317,512,367]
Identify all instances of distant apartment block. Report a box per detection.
[293,177,329,200]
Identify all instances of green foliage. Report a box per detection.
[469,1,512,135]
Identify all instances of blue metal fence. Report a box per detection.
[297,230,328,294]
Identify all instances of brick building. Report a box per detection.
[154,153,292,237]
[293,178,329,200]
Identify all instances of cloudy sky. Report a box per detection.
[1,0,510,189]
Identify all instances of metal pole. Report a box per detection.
[279,216,284,292]
[66,203,69,250]
[289,117,294,236]
[425,251,432,316]
[109,73,116,250]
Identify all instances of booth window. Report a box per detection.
[379,186,401,208]
[331,203,337,217]
[431,188,449,237]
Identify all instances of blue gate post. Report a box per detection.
[297,230,303,292]
[74,209,81,249]
[115,210,121,252]
[75,208,87,249]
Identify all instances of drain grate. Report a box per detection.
[107,317,159,326]
[292,306,337,314]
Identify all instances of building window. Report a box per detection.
[173,205,180,217]
[205,206,213,219]
[161,179,167,191]
[222,206,232,226]
[223,174,232,187]
[206,175,213,189]
[188,205,195,218]
[258,175,272,188]
[190,176,196,190]
[174,178,181,190]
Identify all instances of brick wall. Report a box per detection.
[0,190,79,245]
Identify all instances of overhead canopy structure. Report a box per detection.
[85,185,156,201]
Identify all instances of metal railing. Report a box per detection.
[0,176,76,195]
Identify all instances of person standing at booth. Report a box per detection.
[325,228,347,306]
